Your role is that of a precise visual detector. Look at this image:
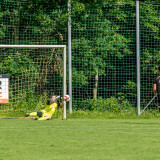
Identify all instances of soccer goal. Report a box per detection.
[0,45,67,119]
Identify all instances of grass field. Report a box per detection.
[1,118,160,160]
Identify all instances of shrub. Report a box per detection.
[74,96,134,114]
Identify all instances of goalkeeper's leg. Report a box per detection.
[25,112,37,117]
[30,112,38,116]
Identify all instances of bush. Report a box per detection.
[73,96,134,114]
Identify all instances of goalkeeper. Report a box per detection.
[25,94,64,120]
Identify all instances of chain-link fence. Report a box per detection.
[0,1,68,45]
[71,2,137,112]
[0,1,159,116]
[140,2,160,109]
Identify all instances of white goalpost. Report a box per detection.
[0,45,67,120]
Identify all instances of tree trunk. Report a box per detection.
[93,67,98,99]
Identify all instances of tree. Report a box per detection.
[0,0,159,107]
[71,2,135,100]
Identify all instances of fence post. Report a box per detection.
[136,0,141,115]
[68,0,72,114]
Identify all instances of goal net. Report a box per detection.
[0,45,67,119]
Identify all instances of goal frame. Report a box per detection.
[0,45,67,120]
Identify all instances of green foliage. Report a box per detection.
[142,49,160,74]
[0,51,39,78]
[13,91,49,112]
[71,2,135,94]
[118,81,137,101]
[0,0,159,115]
[0,1,68,44]
[74,96,134,114]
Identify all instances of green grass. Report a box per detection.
[67,110,160,119]
[1,118,160,160]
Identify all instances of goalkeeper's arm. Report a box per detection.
[153,83,157,96]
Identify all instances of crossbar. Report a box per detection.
[0,45,66,48]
